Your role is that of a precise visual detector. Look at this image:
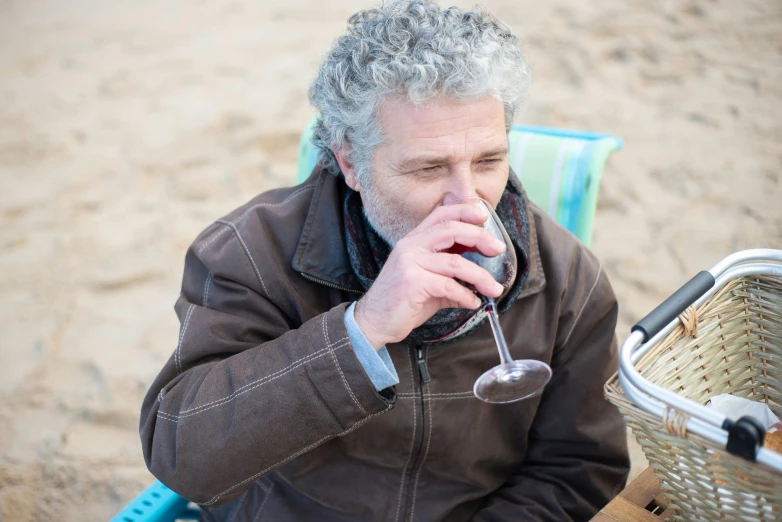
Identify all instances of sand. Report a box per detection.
[0,0,780,520]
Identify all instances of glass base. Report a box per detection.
[473,360,552,403]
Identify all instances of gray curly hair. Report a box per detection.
[307,0,531,185]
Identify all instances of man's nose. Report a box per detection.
[443,167,478,203]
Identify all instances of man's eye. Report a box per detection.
[420,165,442,173]
[480,159,500,165]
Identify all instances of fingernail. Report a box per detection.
[493,282,504,294]
[474,203,488,217]
[474,295,482,308]
[494,238,506,250]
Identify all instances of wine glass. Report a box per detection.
[443,197,552,403]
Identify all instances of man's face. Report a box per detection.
[354,96,510,245]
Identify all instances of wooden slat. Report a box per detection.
[592,467,675,521]
[653,493,669,507]
[620,468,664,507]
[601,496,667,522]
[590,513,619,522]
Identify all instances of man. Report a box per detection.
[139,1,630,520]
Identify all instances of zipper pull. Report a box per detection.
[417,347,431,382]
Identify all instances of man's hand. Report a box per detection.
[354,203,506,350]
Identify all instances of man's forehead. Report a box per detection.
[378,97,504,133]
[375,97,506,164]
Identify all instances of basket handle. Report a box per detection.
[631,271,715,341]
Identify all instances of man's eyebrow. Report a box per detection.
[476,146,509,159]
[396,146,509,171]
[396,155,451,171]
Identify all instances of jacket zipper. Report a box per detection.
[302,271,429,520]
[400,342,429,522]
[300,270,430,520]
[416,347,430,383]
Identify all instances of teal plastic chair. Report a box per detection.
[110,481,198,522]
[113,120,621,522]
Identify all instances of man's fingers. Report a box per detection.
[412,202,488,234]
[418,219,506,257]
[415,252,504,299]
[423,272,483,310]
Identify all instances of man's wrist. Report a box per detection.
[354,299,388,351]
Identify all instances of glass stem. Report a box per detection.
[484,298,513,365]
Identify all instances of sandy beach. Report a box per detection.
[0,0,780,519]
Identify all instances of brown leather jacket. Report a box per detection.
[139,168,629,521]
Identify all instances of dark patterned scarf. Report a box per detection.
[343,178,531,346]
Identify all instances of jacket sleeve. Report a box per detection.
[139,222,394,507]
[472,258,630,522]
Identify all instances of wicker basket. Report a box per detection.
[606,271,782,521]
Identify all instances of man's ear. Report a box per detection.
[333,147,363,193]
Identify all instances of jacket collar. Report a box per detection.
[291,169,364,293]
[292,167,546,298]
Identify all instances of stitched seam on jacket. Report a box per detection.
[216,220,269,297]
[397,392,474,398]
[394,351,418,522]
[252,482,275,522]
[227,490,248,522]
[176,304,195,375]
[198,225,230,256]
[197,186,314,257]
[231,186,314,226]
[203,272,212,308]
[409,350,433,522]
[161,342,347,418]
[402,396,475,401]
[200,405,393,506]
[397,391,476,401]
[157,338,349,420]
[324,315,368,416]
[561,261,603,348]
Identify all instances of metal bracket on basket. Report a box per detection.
[725,416,767,461]
[619,249,782,474]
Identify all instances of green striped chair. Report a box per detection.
[111,121,622,522]
[297,120,622,246]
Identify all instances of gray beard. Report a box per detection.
[360,184,419,247]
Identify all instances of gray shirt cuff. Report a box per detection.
[344,302,399,391]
